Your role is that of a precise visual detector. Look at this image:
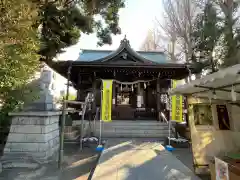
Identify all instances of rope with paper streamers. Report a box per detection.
[113,78,157,85]
[95,78,158,91]
[95,78,158,84]
[114,78,158,91]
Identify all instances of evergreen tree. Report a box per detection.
[0,0,125,124]
[219,0,240,67]
[191,0,240,73]
[36,0,125,62]
[191,2,222,72]
[0,0,41,123]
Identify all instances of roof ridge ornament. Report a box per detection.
[121,34,130,45]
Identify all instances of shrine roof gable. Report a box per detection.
[78,49,168,64]
[77,38,169,65]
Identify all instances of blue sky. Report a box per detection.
[57,0,164,60]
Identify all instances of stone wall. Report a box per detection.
[3,111,60,162]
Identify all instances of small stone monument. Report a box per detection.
[2,66,61,168]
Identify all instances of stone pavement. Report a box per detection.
[92,138,201,180]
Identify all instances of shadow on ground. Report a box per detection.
[0,143,99,180]
[0,139,211,180]
[43,143,99,180]
[92,138,205,180]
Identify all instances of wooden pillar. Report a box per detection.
[156,79,161,121]
[92,77,97,112]
[137,83,141,108]
[112,82,116,108]
[184,96,189,127]
[141,86,144,107]
[66,65,72,100]
[76,74,81,100]
[115,85,118,106]
[145,87,149,108]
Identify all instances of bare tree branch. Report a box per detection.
[160,0,199,63]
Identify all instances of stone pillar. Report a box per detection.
[156,79,161,121]
[3,111,61,163]
[137,83,142,108]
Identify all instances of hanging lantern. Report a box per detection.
[144,82,146,89]
[231,85,237,101]
[131,84,134,92]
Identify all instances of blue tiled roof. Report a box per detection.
[77,50,168,64]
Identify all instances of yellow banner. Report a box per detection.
[101,80,113,122]
[171,80,183,123]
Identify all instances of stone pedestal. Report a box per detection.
[3,111,61,163]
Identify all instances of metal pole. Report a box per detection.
[58,98,66,169]
[99,82,103,146]
[58,63,71,169]
[99,119,102,146]
[80,103,84,150]
[80,93,89,150]
[168,80,172,145]
[66,65,72,100]
[168,120,171,146]
[93,108,98,136]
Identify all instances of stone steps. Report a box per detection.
[96,125,168,130]
[95,121,169,138]
[96,121,167,126]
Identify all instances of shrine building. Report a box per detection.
[50,37,201,121]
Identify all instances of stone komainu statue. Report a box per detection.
[24,68,56,111]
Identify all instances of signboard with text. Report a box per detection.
[215,157,229,180]
[101,80,113,122]
[171,80,183,123]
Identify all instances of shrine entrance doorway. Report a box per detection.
[114,88,136,120]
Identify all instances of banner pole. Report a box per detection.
[99,119,102,146]
[168,120,171,145]
[99,81,103,146]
